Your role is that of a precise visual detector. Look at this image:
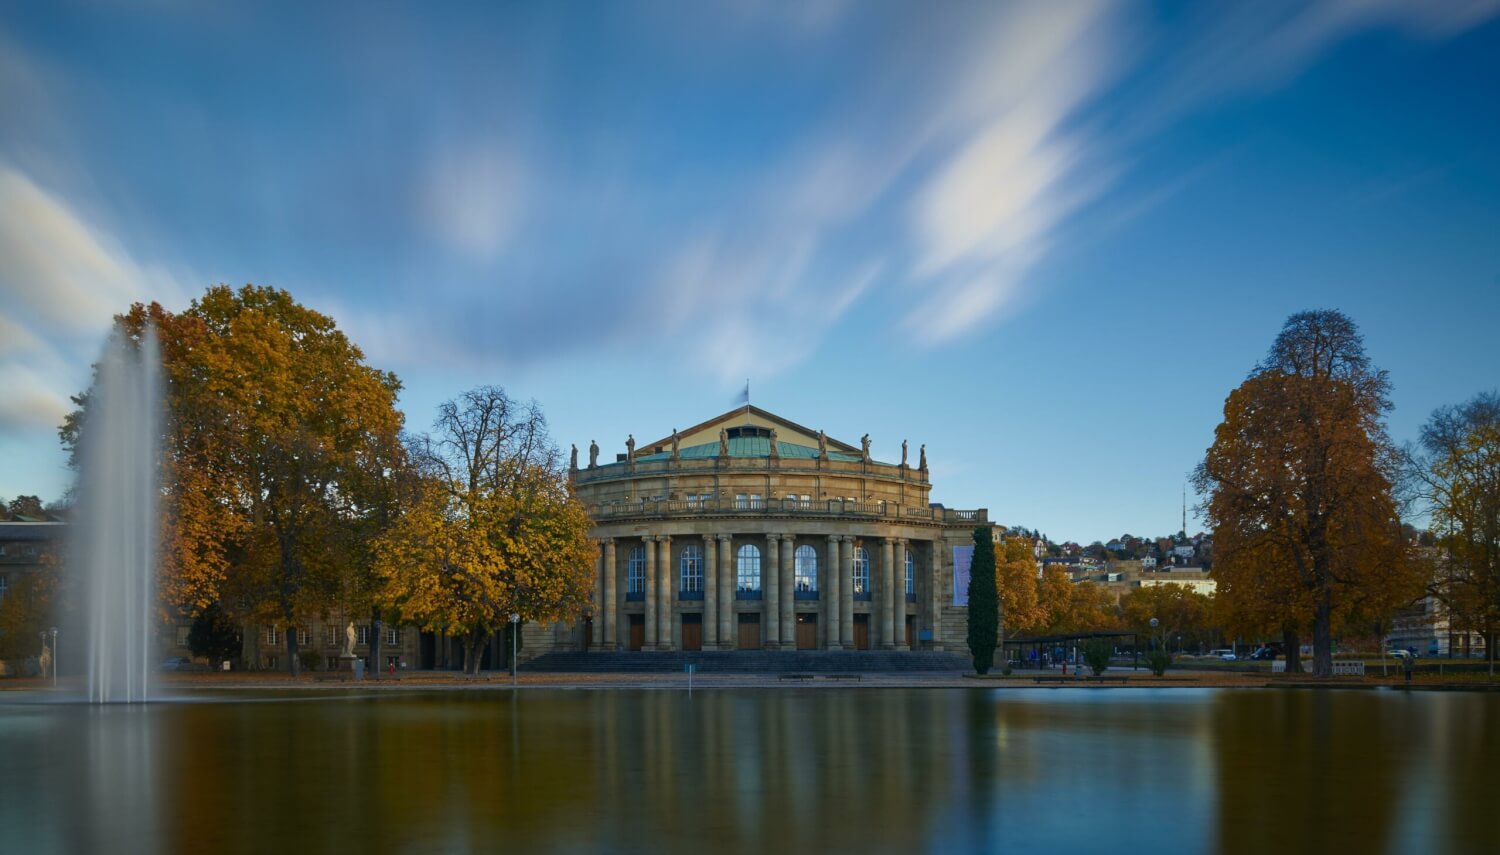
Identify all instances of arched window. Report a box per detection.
[736,544,761,593]
[853,548,871,597]
[680,545,704,593]
[905,549,915,597]
[627,546,646,594]
[794,545,818,592]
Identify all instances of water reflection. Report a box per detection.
[0,689,1495,853]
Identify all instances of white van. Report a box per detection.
[1210,649,1237,661]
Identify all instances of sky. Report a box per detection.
[2,1,1498,544]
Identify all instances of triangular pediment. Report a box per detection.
[642,405,859,454]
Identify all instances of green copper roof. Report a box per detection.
[635,436,867,463]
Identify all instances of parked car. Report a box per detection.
[1248,647,1276,661]
[1386,649,1416,661]
[1210,649,1237,661]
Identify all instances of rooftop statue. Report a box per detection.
[670,428,681,460]
[768,428,779,458]
[570,443,578,471]
[818,429,827,458]
[719,427,729,457]
[626,434,635,463]
[588,439,599,469]
[901,439,908,466]
[919,444,927,471]
[861,433,871,462]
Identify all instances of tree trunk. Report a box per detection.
[1312,596,1333,678]
[284,611,300,676]
[241,623,259,671]
[1282,628,1303,674]
[370,606,383,677]
[464,628,482,676]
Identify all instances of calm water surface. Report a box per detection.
[1,687,1496,854]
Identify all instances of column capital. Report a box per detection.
[702,532,716,542]
[603,536,615,545]
[826,534,840,543]
[766,533,781,543]
[717,533,733,543]
[659,534,672,544]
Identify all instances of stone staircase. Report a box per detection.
[519,649,972,674]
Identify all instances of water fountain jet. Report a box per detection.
[76,326,162,703]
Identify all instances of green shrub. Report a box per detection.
[966,528,998,675]
[1083,639,1113,676]
[299,650,322,673]
[1145,649,1172,676]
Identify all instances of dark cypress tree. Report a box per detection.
[966,527,998,674]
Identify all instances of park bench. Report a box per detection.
[823,674,861,682]
[313,674,351,683]
[779,673,815,681]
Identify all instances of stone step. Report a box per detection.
[520,650,972,674]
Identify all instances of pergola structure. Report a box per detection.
[1003,631,1142,670]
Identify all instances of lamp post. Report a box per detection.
[50,627,57,687]
[509,613,520,687]
[1149,617,1159,653]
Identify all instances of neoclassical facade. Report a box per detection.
[550,406,993,654]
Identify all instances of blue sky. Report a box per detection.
[2,1,1497,543]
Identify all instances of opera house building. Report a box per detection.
[540,406,994,656]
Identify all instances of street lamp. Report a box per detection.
[50,627,57,687]
[1149,617,1160,653]
[509,613,521,687]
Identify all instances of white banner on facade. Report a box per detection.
[952,545,973,606]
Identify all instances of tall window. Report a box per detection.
[853,548,871,596]
[735,494,763,509]
[905,549,915,596]
[736,544,761,592]
[357,625,370,645]
[680,545,704,592]
[794,546,818,592]
[265,626,279,645]
[627,546,647,593]
[386,627,400,645]
[297,627,311,646]
[324,626,339,647]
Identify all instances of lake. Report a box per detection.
[1,687,1495,853]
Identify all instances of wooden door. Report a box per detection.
[737,614,761,650]
[853,614,870,650]
[681,614,703,651]
[905,616,915,648]
[628,615,645,651]
[796,614,817,650]
[582,617,593,652]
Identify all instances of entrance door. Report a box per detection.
[681,614,703,651]
[905,616,915,648]
[737,613,762,650]
[582,617,593,652]
[853,614,870,650]
[628,615,645,651]
[796,614,817,650]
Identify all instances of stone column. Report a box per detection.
[703,534,718,649]
[658,535,673,650]
[780,535,795,647]
[718,534,734,648]
[895,539,910,650]
[930,541,945,650]
[765,534,781,650]
[644,536,658,650]
[604,539,618,650]
[881,537,896,649]
[840,536,855,650]
[594,543,606,648]
[824,535,841,648]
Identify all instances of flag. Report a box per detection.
[735,380,749,405]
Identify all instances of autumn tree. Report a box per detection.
[1408,391,1500,673]
[996,537,1043,655]
[63,287,406,674]
[1195,310,1421,677]
[374,387,594,675]
[1119,584,1211,652]
[966,528,998,674]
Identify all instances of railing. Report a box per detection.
[587,497,987,524]
[572,454,930,485]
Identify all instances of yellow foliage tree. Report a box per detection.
[374,387,594,674]
[63,287,406,674]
